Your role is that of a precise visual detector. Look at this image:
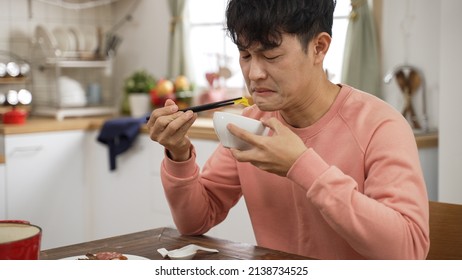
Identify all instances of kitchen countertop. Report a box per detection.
[0,116,217,140]
[0,115,438,149]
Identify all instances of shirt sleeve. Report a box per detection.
[161,144,243,235]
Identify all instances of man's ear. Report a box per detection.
[313,32,331,64]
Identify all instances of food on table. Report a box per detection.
[78,252,128,260]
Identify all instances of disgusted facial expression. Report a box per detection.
[239,33,324,114]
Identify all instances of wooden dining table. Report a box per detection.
[40,227,313,260]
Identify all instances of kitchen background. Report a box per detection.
[0,0,461,249]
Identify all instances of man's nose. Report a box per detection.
[248,59,266,81]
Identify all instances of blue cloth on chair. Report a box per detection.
[97,116,147,171]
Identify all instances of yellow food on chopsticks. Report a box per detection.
[234,96,250,107]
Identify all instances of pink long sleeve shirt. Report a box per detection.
[160,85,430,259]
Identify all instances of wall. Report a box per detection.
[438,0,462,203]
[381,0,462,203]
[112,0,170,101]
[381,0,440,131]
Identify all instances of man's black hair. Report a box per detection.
[226,0,337,52]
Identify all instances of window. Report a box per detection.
[187,0,351,89]
[186,0,237,89]
[324,0,351,83]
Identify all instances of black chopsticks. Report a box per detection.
[145,97,244,121]
[179,97,243,113]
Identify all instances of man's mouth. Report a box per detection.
[251,87,275,96]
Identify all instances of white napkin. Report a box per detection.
[157,244,219,260]
[157,248,170,258]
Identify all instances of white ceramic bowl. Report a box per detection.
[213,111,269,150]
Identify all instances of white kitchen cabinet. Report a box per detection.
[419,147,438,201]
[0,163,5,220]
[84,131,175,240]
[4,130,86,249]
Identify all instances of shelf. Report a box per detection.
[33,0,123,10]
[0,77,29,84]
[44,58,111,68]
[33,106,118,121]
[31,24,115,120]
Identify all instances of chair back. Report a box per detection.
[427,201,462,259]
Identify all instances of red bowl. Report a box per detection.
[0,221,42,260]
[2,108,27,124]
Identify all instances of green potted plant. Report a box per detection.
[122,70,156,117]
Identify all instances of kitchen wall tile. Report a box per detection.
[10,0,28,21]
[8,22,30,58]
[0,42,8,52]
[0,0,11,18]
[29,1,48,21]
[65,8,82,22]
[9,21,29,39]
[0,19,10,41]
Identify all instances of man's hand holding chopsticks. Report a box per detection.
[147,99,197,162]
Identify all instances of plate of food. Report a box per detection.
[60,252,149,260]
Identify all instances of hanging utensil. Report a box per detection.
[385,65,429,131]
[395,68,421,129]
[407,69,422,129]
[394,69,407,93]
[409,69,421,94]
